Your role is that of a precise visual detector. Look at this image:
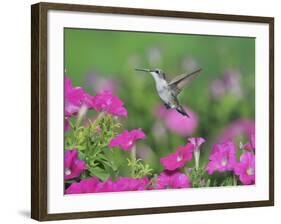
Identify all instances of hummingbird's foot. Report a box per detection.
[164,103,171,109]
[176,106,189,117]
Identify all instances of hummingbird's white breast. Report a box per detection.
[151,72,176,107]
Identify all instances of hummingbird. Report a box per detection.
[135,67,202,117]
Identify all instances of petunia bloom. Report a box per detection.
[206,141,236,174]
[65,177,100,194]
[234,152,255,185]
[65,176,149,194]
[160,143,194,171]
[91,91,127,117]
[64,76,91,117]
[64,149,87,180]
[112,177,149,192]
[109,129,146,151]
[154,105,198,137]
[244,133,255,151]
[188,137,206,170]
[219,119,255,143]
[155,170,191,189]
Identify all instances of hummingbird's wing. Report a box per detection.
[168,68,202,96]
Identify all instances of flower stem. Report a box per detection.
[130,144,137,177]
[233,173,237,186]
[194,148,200,171]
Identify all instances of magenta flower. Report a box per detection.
[234,152,255,185]
[155,170,191,189]
[244,133,255,151]
[65,76,90,117]
[109,129,146,151]
[155,105,198,137]
[219,119,255,143]
[64,149,87,180]
[113,177,149,191]
[65,176,149,194]
[91,91,127,117]
[160,143,194,171]
[206,141,236,174]
[188,137,206,170]
[65,177,100,194]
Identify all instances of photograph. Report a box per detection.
[63,28,256,194]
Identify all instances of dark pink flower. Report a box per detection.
[64,76,90,117]
[155,105,198,136]
[65,176,149,194]
[234,152,255,185]
[91,91,127,117]
[155,170,191,189]
[160,143,194,171]
[65,177,100,194]
[219,119,255,143]
[244,133,255,151]
[109,129,146,151]
[64,149,87,180]
[206,141,236,174]
[113,177,149,191]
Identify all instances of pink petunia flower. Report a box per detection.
[244,133,255,151]
[65,177,100,194]
[206,141,236,174]
[65,76,91,117]
[91,91,127,117]
[113,177,149,191]
[155,105,198,137]
[234,152,255,185]
[65,176,149,194]
[160,143,194,171]
[155,170,191,189]
[219,119,255,143]
[109,129,146,151]
[188,137,206,170]
[64,149,87,180]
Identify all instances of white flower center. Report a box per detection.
[128,140,133,146]
[65,168,72,176]
[221,158,228,167]
[246,167,254,175]
[176,155,183,162]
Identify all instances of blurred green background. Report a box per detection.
[64,28,255,173]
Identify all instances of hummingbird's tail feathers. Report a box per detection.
[176,105,189,117]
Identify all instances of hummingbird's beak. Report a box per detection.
[135,68,151,72]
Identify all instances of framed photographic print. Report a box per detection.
[31,2,274,221]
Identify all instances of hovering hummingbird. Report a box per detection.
[135,68,202,117]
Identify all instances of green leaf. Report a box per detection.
[88,167,109,181]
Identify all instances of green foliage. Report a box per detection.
[127,158,153,178]
[65,113,122,181]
